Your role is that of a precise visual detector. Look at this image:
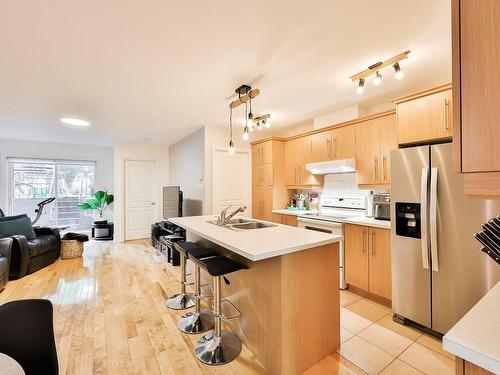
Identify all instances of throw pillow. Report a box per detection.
[0,214,36,240]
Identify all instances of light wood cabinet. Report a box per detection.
[285,136,323,187]
[345,224,391,300]
[252,163,273,186]
[345,224,369,290]
[272,214,298,227]
[456,357,495,375]
[252,186,274,222]
[311,126,356,163]
[252,140,273,165]
[452,0,500,197]
[355,114,397,186]
[394,86,453,145]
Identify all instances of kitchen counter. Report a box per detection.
[272,208,314,216]
[169,215,341,261]
[343,216,391,229]
[168,214,341,374]
[443,281,500,374]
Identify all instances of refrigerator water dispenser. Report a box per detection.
[395,202,421,238]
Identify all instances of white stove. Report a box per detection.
[297,195,368,289]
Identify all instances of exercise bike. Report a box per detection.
[31,197,56,226]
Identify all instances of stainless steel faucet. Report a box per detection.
[219,205,247,224]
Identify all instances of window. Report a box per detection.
[8,158,96,230]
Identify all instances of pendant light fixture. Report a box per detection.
[393,62,404,80]
[242,126,249,140]
[350,50,410,94]
[248,95,254,128]
[228,106,235,154]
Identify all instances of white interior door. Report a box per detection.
[211,147,251,216]
[124,160,158,240]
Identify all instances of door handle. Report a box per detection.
[382,156,387,181]
[430,167,439,272]
[151,202,156,205]
[420,167,430,270]
[443,98,449,132]
[371,230,375,256]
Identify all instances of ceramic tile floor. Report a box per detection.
[336,289,455,375]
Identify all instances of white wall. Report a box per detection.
[204,126,251,215]
[0,138,114,216]
[169,128,204,216]
[114,143,169,242]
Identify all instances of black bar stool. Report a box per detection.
[174,243,218,334]
[165,241,200,310]
[189,255,248,365]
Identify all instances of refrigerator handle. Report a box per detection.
[420,167,430,270]
[430,167,439,272]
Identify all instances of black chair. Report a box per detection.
[0,299,58,375]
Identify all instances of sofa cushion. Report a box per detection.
[27,235,59,258]
[0,214,36,240]
[0,256,7,272]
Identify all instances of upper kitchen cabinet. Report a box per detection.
[452,0,500,197]
[393,84,453,146]
[355,112,397,186]
[311,126,356,162]
[252,140,274,166]
[285,135,323,187]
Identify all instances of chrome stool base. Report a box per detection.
[178,311,214,334]
[194,331,242,365]
[166,293,196,310]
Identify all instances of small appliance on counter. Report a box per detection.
[373,193,391,221]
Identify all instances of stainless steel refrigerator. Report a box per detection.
[390,143,500,334]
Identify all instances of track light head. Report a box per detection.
[373,71,382,86]
[393,62,404,80]
[263,118,271,128]
[356,78,365,95]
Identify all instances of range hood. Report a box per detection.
[305,159,356,175]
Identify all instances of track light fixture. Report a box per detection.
[263,118,271,128]
[357,78,365,95]
[393,62,404,80]
[350,50,410,94]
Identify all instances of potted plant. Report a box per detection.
[77,190,114,224]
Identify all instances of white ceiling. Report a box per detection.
[0,0,451,146]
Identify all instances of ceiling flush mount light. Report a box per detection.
[60,117,90,127]
[356,78,365,95]
[393,62,404,80]
[350,50,410,93]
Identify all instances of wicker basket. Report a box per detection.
[60,240,84,259]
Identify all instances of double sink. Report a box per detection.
[208,217,277,231]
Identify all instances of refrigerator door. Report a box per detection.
[430,143,500,334]
[391,145,431,328]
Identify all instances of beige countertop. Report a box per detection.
[342,216,391,229]
[443,281,500,374]
[169,215,341,261]
[272,209,315,216]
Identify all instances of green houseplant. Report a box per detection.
[77,190,114,223]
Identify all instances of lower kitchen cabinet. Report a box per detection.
[344,224,391,300]
[456,358,494,375]
[271,214,298,227]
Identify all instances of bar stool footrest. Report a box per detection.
[220,299,242,321]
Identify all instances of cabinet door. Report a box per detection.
[355,119,381,185]
[397,89,453,145]
[252,186,262,219]
[344,224,369,290]
[368,228,392,300]
[379,114,397,184]
[296,136,322,186]
[284,215,298,227]
[262,163,274,186]
[460,0,500,173]
[285,138,299,185]
[260,186,274,222]
[252,165,261,186]
[331,126,356,160]
[260,141,274,164]
[311,130,332,162]
[252,145,261,166]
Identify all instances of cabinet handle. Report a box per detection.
[326,138,331,159]
[374,157,379,181]
[362,230,366,254]
[382,156,387,181]
[333,138,337,159]
[371,230,376,256]
[443,98,449,132]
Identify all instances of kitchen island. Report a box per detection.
[169,215,342,375]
